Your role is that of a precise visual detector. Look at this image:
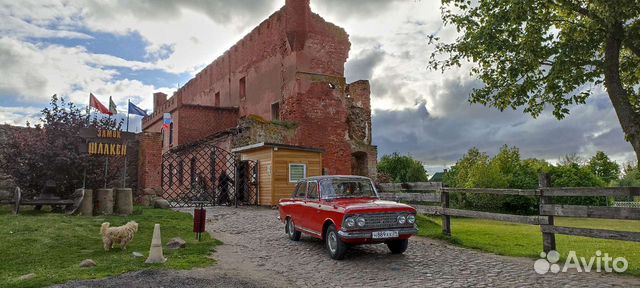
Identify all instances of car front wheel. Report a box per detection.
[386,239,409,254]
[285,217,301,241]
[325,224,347,260]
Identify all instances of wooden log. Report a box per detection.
[539,173,556,252]
[443,188,539,196]
[416,206,548,225]
[540,225,640,242]
[79,189,93,216]
[540,187,640,197]
[21,199,74,205]
[115,188,133,215]
[441,191,451,236]
[378,182,442,192]
[95,188,114,215]
[378,192,440,203]
[540,204,640,220]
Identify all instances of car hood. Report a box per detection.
[328,198,416,214]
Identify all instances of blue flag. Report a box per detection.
[128,102,147,117]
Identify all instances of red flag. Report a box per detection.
[90,93,112,115]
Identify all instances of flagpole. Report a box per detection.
[126,99,130,132]
[105,99,111,189]
[122,99,130,188]
[83,93,92,190]
[86,93,91,125]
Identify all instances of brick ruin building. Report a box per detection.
[139,0,377,191]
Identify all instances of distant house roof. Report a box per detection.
[430,172,445,182]
[231,142,324,153]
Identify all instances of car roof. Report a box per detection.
[301,175,372,181]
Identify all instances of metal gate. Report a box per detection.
[161,144,258,207]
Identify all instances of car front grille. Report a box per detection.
[351,212,413,230]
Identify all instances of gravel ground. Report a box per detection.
[58,206,640,288]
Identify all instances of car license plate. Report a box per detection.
[372,230,399,239]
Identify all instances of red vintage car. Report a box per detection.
[278,175,418,259]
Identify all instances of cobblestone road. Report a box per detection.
[201,206,639,287]
[61,206,640,287]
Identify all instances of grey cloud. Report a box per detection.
[345,47,385,82]
[372,78,634,168]
[370,72,421,107]
[85,0,279,27]
[313,0,401,19]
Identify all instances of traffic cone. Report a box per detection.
[145,223,166,264]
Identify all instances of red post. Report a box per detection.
[193,207,206,241]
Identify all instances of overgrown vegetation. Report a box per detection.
[0,95,125,197]
[377,152,429,183]
[0,206,219,287]
[417,215,640,277]
[442,146,624,214]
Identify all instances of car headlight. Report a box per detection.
[407,214,416,224]
[356,217,366,227]
[345,217,355,228]
[397,215,406,224]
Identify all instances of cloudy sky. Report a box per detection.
[0,0,634,173]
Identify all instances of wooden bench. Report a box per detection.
[0,187,84,215]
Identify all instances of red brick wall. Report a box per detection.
[177,106,239,145]
[138,132,163,191]
[282,75,352,175]
[143,0,350,125]
[140,0,378,181]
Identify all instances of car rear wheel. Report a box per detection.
[325,224,347,260]
[386,239,409,254]
[285,217,301,241]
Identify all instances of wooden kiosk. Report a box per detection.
[232,143,323,206]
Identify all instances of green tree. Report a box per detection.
[615,162,640,187]
[549,162,608,205]
[587,151,621,184]
[446,146,542,214]
[443,147,489,188]
[429,0,640,163]
[377,153,429,183]
[612,163,640,203]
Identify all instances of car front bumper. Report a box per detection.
[337,227,418,240]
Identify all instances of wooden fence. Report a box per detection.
[378,174,640,252]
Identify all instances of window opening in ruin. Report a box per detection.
[239,77,246,100]
[215,92,220,106]
[351,152,368,176]
[169,123,174,145]
[271,102,280,121]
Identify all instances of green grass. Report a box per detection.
[0,206,220,287]
[417,215,640,276]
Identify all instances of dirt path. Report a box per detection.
[58,206,640,287]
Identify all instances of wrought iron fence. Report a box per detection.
[161,144,257,207]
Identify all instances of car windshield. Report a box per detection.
[320,178,378,199]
